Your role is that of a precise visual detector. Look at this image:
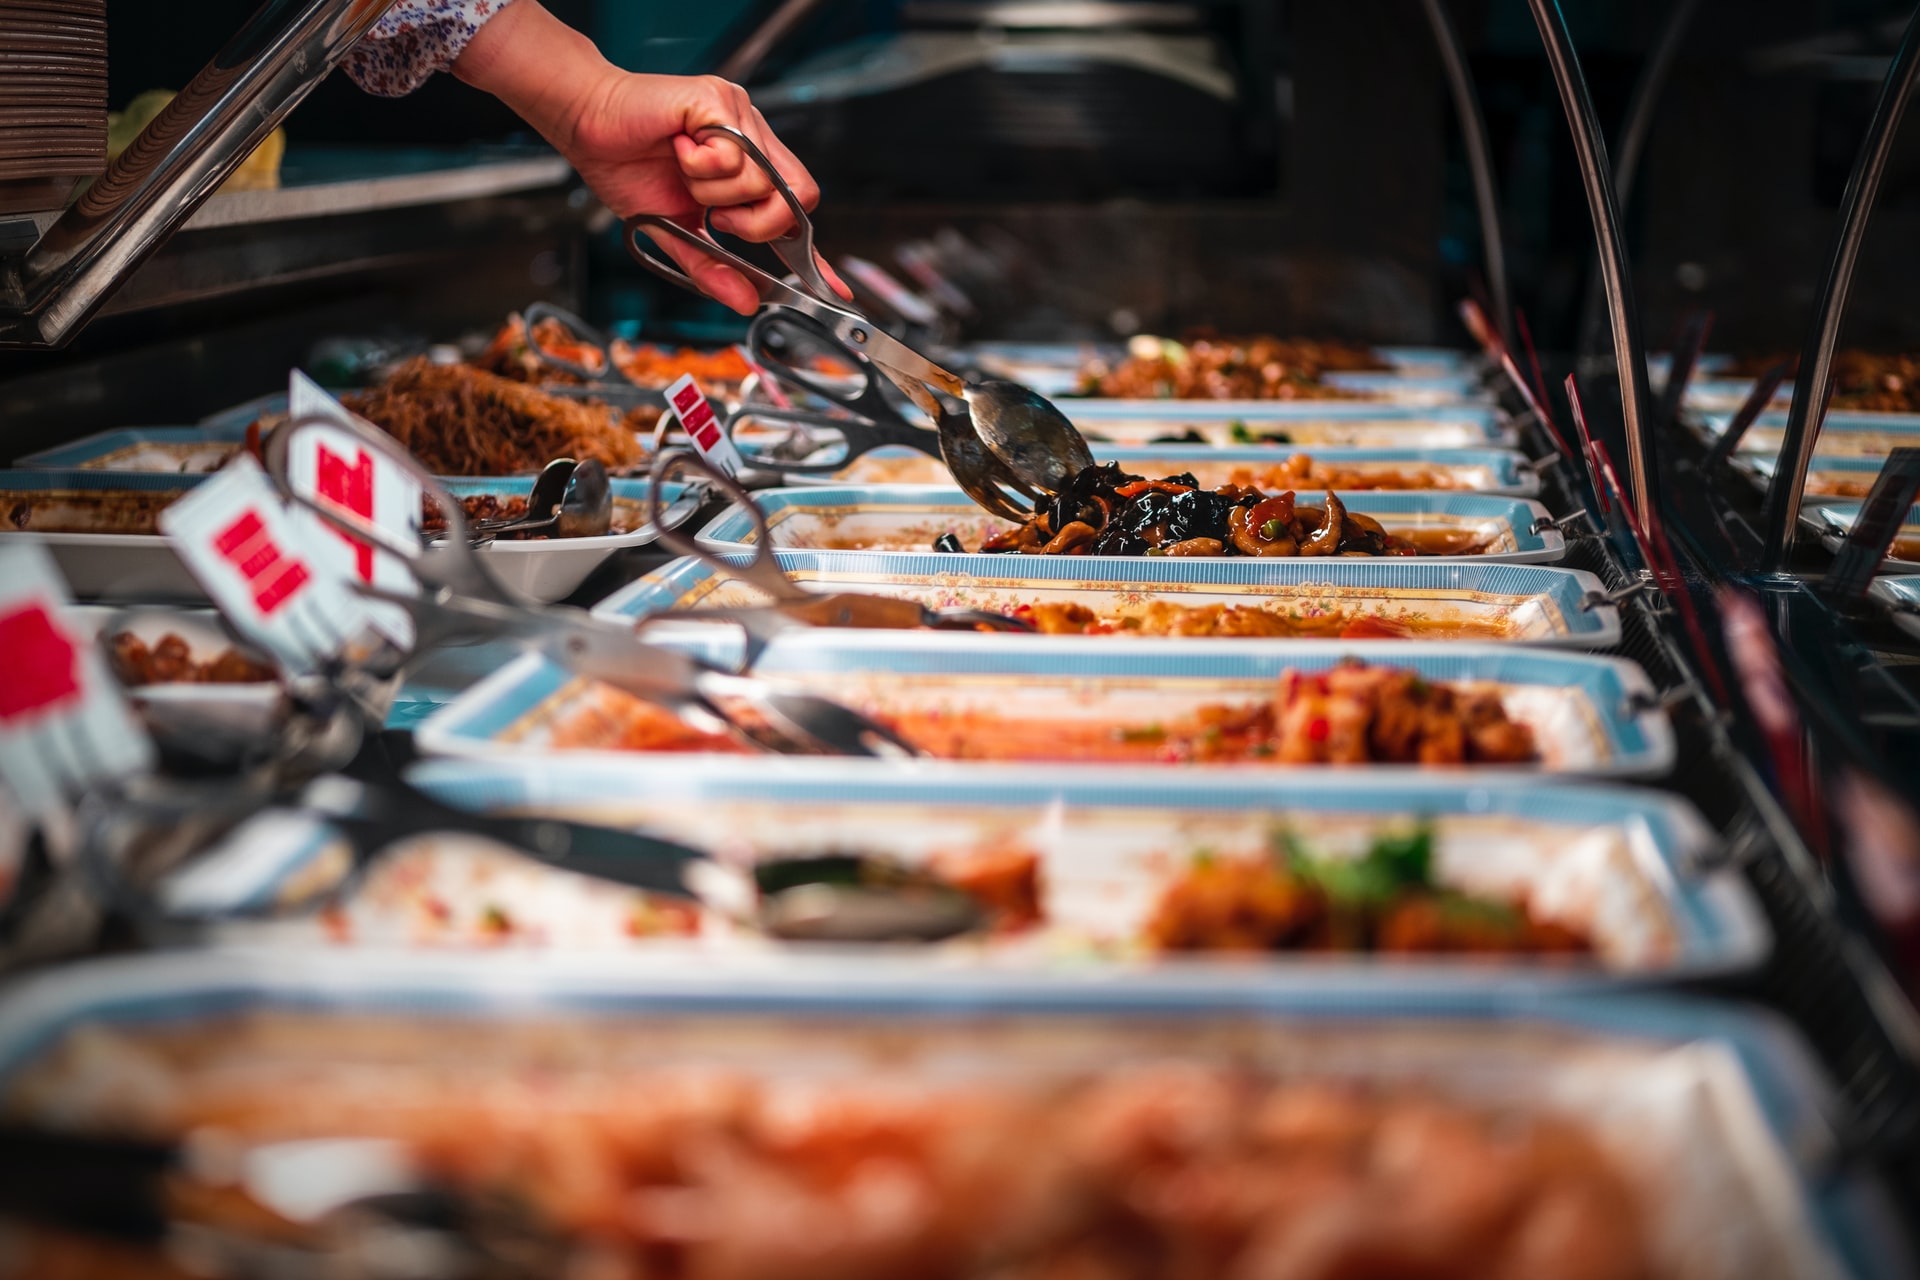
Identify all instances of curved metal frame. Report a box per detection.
[1762,5,1920,570]
[1417,0,1512,348]
[1524,0,1658,524]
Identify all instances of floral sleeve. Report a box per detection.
[341,0,516,97]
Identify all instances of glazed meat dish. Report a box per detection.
[1146,826,1590,956]
[977,464,1490,557]
[559,658,1540,768]
[342,358,653,475]
[108,632,274,686]
[1013,600,1507,640]
[8,1018,1655,1280]
[1078,334,1389,400]
[479,312,752,392]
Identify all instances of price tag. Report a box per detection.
[663,374,745,478]
[840,255,942,327]
[1823,446,1920,604]
[1458,299,1573,460]
[285,372,418,645]
[160,455,373,673]
[0,543,154,816]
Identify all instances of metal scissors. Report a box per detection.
[641,448,1032,667]
[514,301,668,413]
[622,125,1046,519]
[260,413,922,758]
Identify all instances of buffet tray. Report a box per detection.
[1696,408,1920,459]
[694,484,1566,564]
[1066,400,1516,448]
[416,638,1675,778]
[1802,500,1920,574]
[965,340,1475,381]
[1866,576,1920,639]
[13,424,249,473]
[594,553,1624,650]
[0,949,1897,1280]
[176,757,1767,984]
[815,442,1543,495]
[0,470,703,602]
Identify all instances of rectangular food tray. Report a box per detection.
[416,638,1676,778]
[594,553,1623,650]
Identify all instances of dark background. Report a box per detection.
[51,0,1920,351]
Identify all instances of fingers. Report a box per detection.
[814,252,854,303]
[676,80,824,244]
[636,221,759,316]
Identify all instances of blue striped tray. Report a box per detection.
[14,424,249,472]
[805,443,1542,495]
[0,950,1897,1278]
[0,469,697,604]
[695,485,1565,565]
[593,552,1622,650]
[150,759,1766,985]
[1803,500,1920,574]
[417,639,1673,778]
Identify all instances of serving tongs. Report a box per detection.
[623,124,1094,515]
[727,309,1041,517]
[641,448,1031,666]
[512,299,670,413]
[262,414,922,759]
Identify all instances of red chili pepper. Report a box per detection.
[1114,480,1194,499]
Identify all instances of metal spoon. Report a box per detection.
[964,379,1098,495]
[552,457,613,538]
[472,459,614,541]
[466,457,574,535]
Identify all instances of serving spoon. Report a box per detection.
[465,459,614,542]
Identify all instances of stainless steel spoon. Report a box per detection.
[465,457,575,536]
[964,378,1098,495]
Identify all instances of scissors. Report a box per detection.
[720,310,1038,518]
[512,301,668,413]
[260,414,922,758]
[641,448,1032,666]
[623,125,1064,519]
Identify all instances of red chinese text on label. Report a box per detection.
[0,603,81,724]
[670,380,724,451]
[212,509,312,617]
[316,442,376,581]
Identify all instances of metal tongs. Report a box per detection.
[722,310,1035,518]
[623,124,1093,516]
[261,413,922,758]
[514,300,669,412]
[641,448,1031,666]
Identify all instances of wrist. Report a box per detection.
[454,0,616,147]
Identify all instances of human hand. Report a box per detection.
[457,1,849,315]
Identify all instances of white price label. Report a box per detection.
[0,543,154,816]
[159,455,373,673]
[286,371,419,646]
[664,374,745,477]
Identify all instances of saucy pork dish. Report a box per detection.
[554,658,1540,767]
